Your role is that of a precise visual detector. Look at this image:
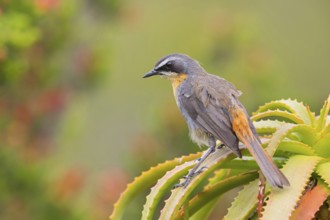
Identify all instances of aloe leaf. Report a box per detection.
[159,147,236,220]
[316,95,330,132]
[277,140,316,156]
[251,110,304,124]
[267,124,318,156]
[261,155,321,220]
[110,153,200,220]
[323,123,330,136]
[316,162,330,187]
[142,160,195,220]
[223,179,259,220]
[178,172,259,219]
[256,99,300,113]
[221,158,259,170]
[221,157,286,171]
[313,133,330,157]
[266,123,295,156]
[189,200,217,220]
[253,119,288,135]
[208,169,232,185]
[280,99,315,126]
[255,99,314,126]
[290,184,328,220]
[189,170,231,220]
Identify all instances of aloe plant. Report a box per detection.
[110,95,330,220]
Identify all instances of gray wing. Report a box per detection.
[178,81,241,157]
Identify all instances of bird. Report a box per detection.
[143,53,290,189]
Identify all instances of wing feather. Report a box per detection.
[178,82,241,157]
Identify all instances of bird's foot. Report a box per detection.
[173,166,207,189]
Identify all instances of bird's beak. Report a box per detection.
[143,69,161,78]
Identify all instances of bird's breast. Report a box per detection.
[170,74,188,101]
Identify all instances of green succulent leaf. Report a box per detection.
[277,140,316,156]
[313,133,330,157]
[266,124,318,156]
[174,172,258,220]
[261,155,321,220]
[223,179,259,220]
[142,159,195,220]
[323,123,330,136]
[253,119,288,135]
[254,99,315,126]
[316,95,330,132]
[159,148,236,220]
[316,162,330,187]
[189,170,233,220]
[252,110,304,124]
[110,153,200,220]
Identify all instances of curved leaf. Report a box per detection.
[189,170,232,220]
[174,172,258,220]
[109,153,200,220]
[323,123,330,136]
[223,179,259,220]
[267,124,318,156]
[277,140,316,156]
[280,99,315,126]
[266,124,295,156]
[290,185,328,220]
[251,110,304,124]
[253,119,288,135]
[142,160,195,220]
[159,147,236,220]
[316,94,330,132]
[261,155,321,220]
[255,99,314,126]
[316,162,330,187]
[313,133,330,157]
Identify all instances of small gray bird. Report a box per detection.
[143,53,290,188]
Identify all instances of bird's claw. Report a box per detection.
[173,166,207,189]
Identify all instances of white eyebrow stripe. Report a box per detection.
[155,57,180,70]
[155,58,170,69]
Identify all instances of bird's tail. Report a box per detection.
[241,136,290,188]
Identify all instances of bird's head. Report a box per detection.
[143,53,203,79]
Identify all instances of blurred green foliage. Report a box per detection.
[0,0,115,219]
[0,148,83,220]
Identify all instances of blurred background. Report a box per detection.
[0,0,329,219]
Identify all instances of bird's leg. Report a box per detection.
[174,136,216,188]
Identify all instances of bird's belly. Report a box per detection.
[188,123,209,147]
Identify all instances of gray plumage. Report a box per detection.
[143,53,290,188]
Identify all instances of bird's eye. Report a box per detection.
[166,61,173,67]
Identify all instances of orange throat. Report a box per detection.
[170,74,187,97]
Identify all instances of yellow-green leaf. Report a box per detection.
[109,153,200,220]
[313,133,330,157]
[277,140,316,156]
[142,160,195,220]
[175,172,258,220]
[316,162,330,187]
[159,147,236,220]
[255,99,314,126]
[253,119,288,135]
[261,155,321,220]
[223,179,259,220]
[316,94,330,132]
[252,110,304,124]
